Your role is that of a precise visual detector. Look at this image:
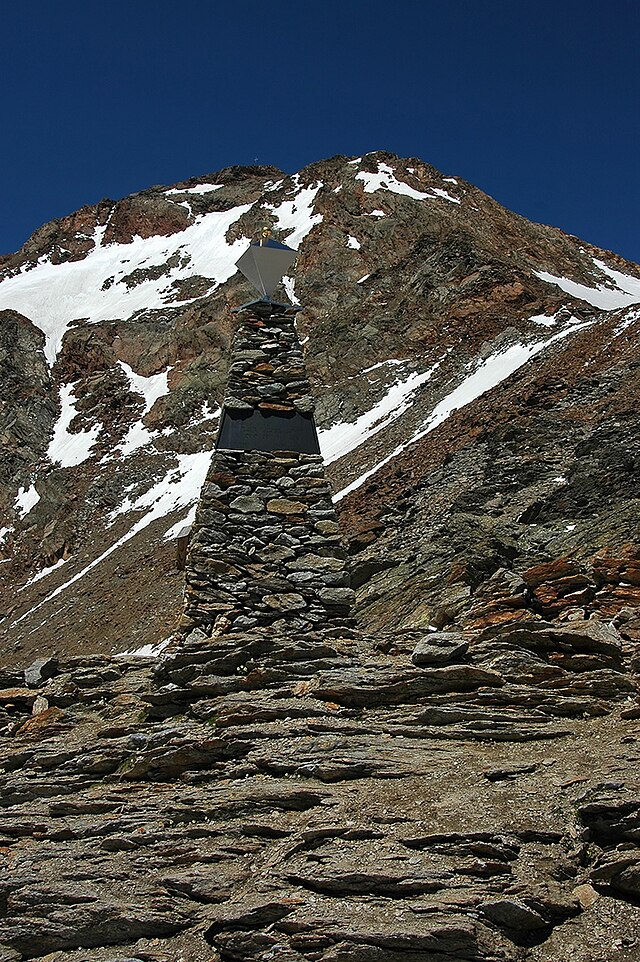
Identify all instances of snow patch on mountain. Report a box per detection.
[117,422,155,458]
[11,451,213,627]
[319,362,441,465]
[163,507,197,541]
[264,178,323,250]
[119,637,172,658]
[198,400,220,422]
[534,258,640,311]
[357,163,431,201]
[594,259,640,299]
[48,383,102,467]
[115,363,172,457]
[0,203,254,364]
[613,306,639,336]
[430,187,460,204]
[357,162,460,204]
[164,184,223,195]
[120,362,171,414]
[360,359,407,375]
[282,276,299,305]
[347,235,361,250]
[334,319,593,501]
[109,451,213,528]
[531,314,558,327]
[15,484,40,518]
[19,558,68,592]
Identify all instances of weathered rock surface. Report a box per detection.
[0,614,638,960]
[412,631,470,666]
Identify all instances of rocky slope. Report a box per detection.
[0,151,639,960]
[0,151,639,662]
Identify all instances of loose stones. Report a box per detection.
[267,499,307,515]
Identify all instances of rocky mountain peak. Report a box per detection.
[0,150,638,657]
[0,151,639,960]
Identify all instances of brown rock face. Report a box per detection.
[0,620,639,961]
[102,192,191,245]
[1,199,115,273]
[0,309,54,505]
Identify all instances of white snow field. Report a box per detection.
[614,306,640,336]
[0,173,334,366]
[118,637,173,658]
[109,451,213,535]
[282,275,300,306]
[534,257,640,311]
[14,484,40,518]
[264,177,324,250]
[318,362,441,465]
[0,202,254,365]
[164,183,223,196]
[356,162,460,204]
[10,451,214,627]
[116,362,172,457]
[18,558,68,592]
[119,362,171,414]
[48,382,102,467]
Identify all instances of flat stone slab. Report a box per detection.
[412,632,470,667]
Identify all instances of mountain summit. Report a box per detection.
[0,152,639,961]
[1,151,638,658]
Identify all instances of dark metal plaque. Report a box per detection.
[217,408,320,454]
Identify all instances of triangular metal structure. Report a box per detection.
[236,239,297,299]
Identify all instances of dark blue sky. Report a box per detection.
[3,1,639,262]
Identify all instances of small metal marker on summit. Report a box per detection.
[233,226,301,317]
[216,229,321,455]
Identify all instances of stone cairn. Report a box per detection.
[181,249,354,636]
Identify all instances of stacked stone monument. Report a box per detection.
[180,237,354,636]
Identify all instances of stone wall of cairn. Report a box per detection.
[180,306,354,637]
[182,449,354,635]
[225,311,314,414]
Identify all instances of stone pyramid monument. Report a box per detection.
[180,235,354,636]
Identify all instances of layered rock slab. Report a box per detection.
[0,615,639,961]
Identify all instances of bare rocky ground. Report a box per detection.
[1,612,640,961]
